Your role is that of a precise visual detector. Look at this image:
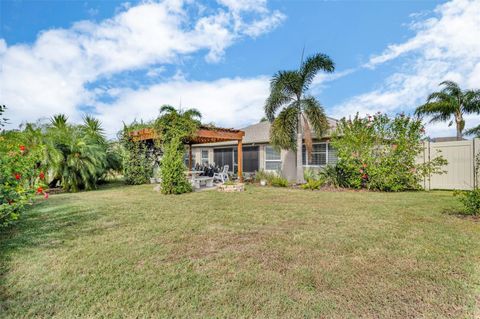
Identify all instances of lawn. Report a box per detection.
[1,184,479,318]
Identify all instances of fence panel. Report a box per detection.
[425,139,476,190]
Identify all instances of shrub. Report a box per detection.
[160,138,192,195]
[331,113,446,191]
[301,178,323,190]
[0,141,47,227]
[455,189,480,216]
[122,137,152,185]
[319,165,348,188]
[271,175,289,187]
[255,170,289,187]
[455,153,480,215]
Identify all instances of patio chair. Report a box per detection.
[213,165,229,183]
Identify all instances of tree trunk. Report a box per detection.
[296,112,304,184]
[456,113,464,141]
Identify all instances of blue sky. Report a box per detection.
[1,0,479,137]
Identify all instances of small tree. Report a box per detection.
[331,113,447,191]
[160,137,192,194]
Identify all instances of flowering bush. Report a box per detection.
[0,140,47,227]
[331,113,446,191]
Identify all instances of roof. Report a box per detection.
[130,126,244,144]
[193,117,338,147]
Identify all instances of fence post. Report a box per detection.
[474,138,477,189]
[427,140,431,191]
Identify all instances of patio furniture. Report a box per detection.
[213,165,229,183]
[191,176,214,189]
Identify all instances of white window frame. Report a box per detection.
[265,145,282,171]
[303,142,331,168]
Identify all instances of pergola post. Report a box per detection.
[237,139,243,182]
[188,144,193,171]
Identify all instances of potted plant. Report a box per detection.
[255,170,268,186]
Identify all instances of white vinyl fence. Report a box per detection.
[417,139,479,190]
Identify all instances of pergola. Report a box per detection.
[130,126,246,182]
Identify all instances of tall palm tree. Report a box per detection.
[265,53,335,183]
[415,81,480,140]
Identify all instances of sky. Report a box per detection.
[1,0,479,138]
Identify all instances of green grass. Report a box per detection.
[1,184,479,318]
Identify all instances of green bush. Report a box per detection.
[271,175,289,187]
[455,189,480,216]
[122,138,152,185]
[319,165,348,188]
[301,178,323,190]
[160,138,192,195]
[331,113,446,191]
[0,140,47,227]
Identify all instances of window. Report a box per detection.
[302,143,337,166]
[265,146,281,171]
[201,150,209,164]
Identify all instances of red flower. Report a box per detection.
[362,174,368,179]
[19,145,25,152]
[39,172,45,180]
[37,187,43,194]
[44,193,49,199]
[15,173,21,180]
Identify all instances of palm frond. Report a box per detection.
[270,104,299,151]
[271,70,302,98]
[301,96,328,138]
[265,86,292,121]
[300,53,335,92]
[415,101,456,118]
[439,80,461,96]
[463,89,480,113]
[50,114,68,129]
[183,108,202,121]
[159,105,177,115]
[465,124,480,137]
[302,114,313,162]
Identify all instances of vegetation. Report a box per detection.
[0,140,47,227]
[120,123,154,185]
[455,153,480,215]
[331,113,447,191]
[1,185,479,318]
[255,170,289,187]
[159,137,192,194]
[155,105,201,194]
[0,105,7,129]
[154,105,201,142]
[415,81,480,140]
[264,52,335,183]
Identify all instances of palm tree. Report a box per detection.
[46,114,108,191]
[415,81,480,140]
[155,105,202,143]
[265,53,335,183]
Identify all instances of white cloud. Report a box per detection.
[0,0,284,135]
[95,76,270,136]
[333,0,480,137]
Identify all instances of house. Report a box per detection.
[190,118,339,181]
